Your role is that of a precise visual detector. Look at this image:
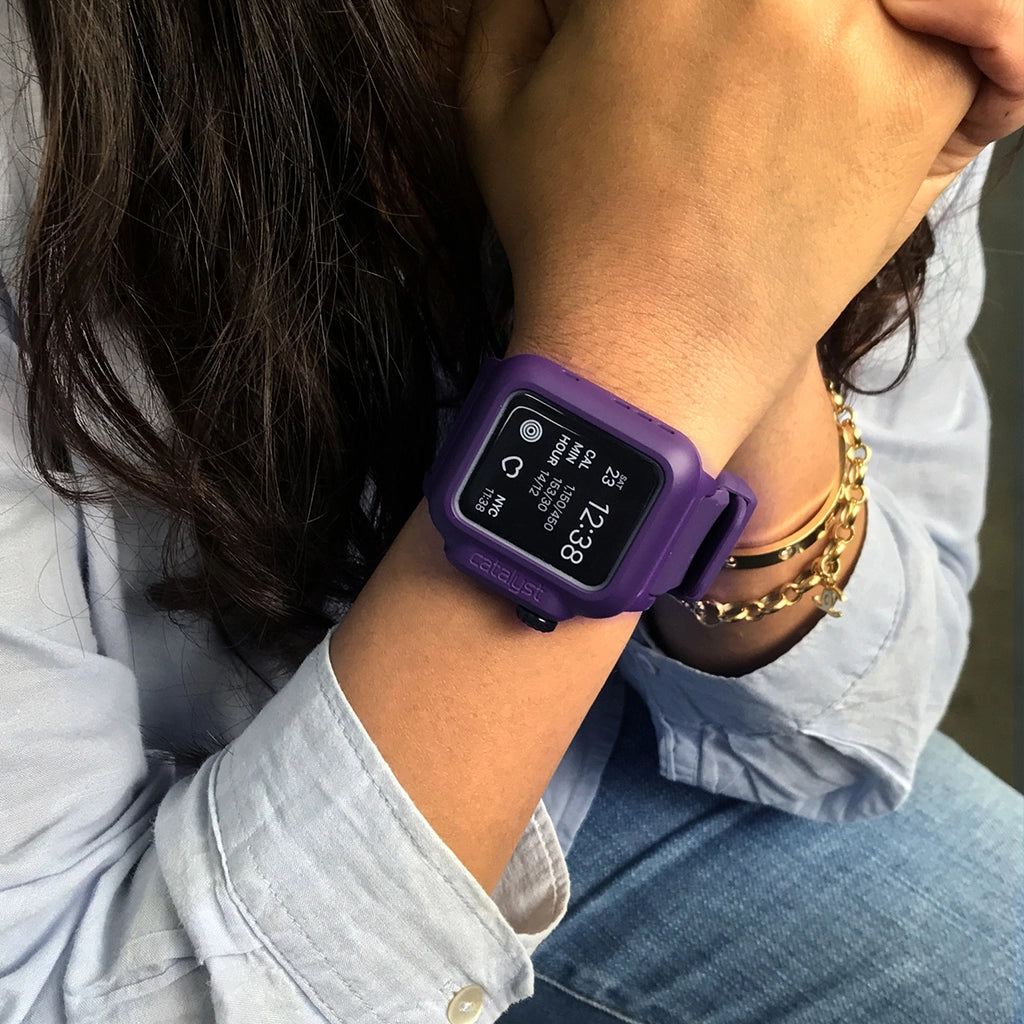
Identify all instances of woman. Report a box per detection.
[1,0,1021,1021]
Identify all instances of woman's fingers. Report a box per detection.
[457,0,990,393]
[881,0,1024,146]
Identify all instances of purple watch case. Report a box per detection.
[424,354,755,626]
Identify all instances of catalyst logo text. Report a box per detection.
[470,553,544,601]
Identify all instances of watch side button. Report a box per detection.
[516,605,558,632]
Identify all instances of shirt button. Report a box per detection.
[447,984,485,1024]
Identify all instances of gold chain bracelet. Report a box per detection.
[682,386,869,626]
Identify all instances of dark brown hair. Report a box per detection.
[16,0,933,670]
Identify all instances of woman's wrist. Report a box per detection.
[723,352,840,549]
[647,500,867,676]
[501,318,863,677]
[645,352,866,675]
[505,314,768,478]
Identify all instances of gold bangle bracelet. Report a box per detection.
[724,432,846,570]
[681,386,869,626]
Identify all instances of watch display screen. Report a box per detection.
[457,391,663,588]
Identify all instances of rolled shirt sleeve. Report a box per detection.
[154,636,567,1023]
[0,311,566,1023]
[4,589,567,1024]
[619,147,994,821]
[1,8,567,1013]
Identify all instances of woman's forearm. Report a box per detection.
[329,498,636,894]
[328,332,869,890]
[329,315,880,902]
[328,323,761,893]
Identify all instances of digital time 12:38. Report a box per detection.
[559,500,611,566]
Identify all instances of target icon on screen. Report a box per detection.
[520,419,543,443]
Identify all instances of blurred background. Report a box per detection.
[940,130,1022,793]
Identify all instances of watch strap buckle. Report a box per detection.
[664,473,755,601]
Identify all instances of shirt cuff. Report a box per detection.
[618,497,908,819]
[156,633,568,1023]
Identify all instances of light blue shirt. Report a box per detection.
[0,11,995,1021]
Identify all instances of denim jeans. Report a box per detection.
[500,686,1022,1023]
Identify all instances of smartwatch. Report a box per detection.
[424,354,755,631]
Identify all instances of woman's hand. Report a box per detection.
[880,0,1024,152]
[460,0,979,411]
